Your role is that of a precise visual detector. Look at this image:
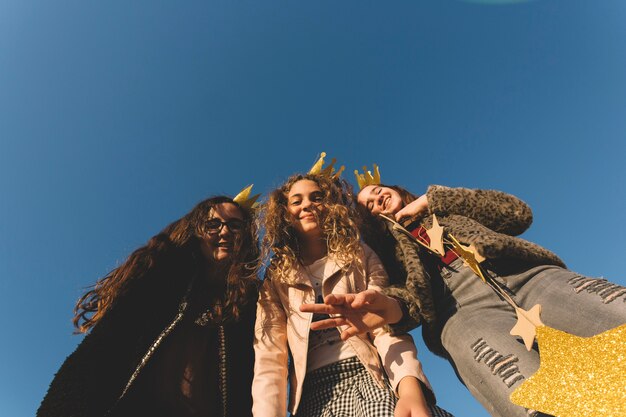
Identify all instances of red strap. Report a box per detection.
[407,224,459,266]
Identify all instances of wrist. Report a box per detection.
[388,296,409,325]
[397,376,427,401]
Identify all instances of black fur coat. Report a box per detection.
[37,247,257,417]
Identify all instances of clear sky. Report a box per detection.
[1,1,625,416]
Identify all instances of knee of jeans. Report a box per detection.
[470,337,526,388]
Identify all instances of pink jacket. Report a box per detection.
[252,244,433,417]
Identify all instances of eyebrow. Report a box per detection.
[289,190,323,198]
[366,188,379,208]
[209,215,244,221]
[366,188,376,201]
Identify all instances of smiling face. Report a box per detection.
[287,179,325,239]
[199,202,245,264]
[357,185,404,216]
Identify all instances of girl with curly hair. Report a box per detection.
[252,173,452,417]
[38,196,260,417]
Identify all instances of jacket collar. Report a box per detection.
[287,254,345,286]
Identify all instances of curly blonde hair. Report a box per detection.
[261,174,363,283]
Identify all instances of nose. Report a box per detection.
[219,223,233,237]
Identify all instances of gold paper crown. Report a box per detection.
[354,164,381,190]
[233,184,261,209]
[308,152,345,179]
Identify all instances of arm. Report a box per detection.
[252,276,289,417]
[37,313,139,417]
[300,296,434,416]
[302,221,430,337]
[395,376,432,417]
[364,247,435,410]
[426,185,533,235]
[37,257,187,417]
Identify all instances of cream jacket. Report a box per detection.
[252,243,433,417]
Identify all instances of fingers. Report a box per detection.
[300,294,356,314]
[340,325,363,341]
[300,299,358,315]
[309,317,350,331]
[301,290,384,315]
[394,206,410,222]
[395,204,419,222]
[395,195,428,221]
[351,289,380,309]
[299,303,337,314]
[324,293,355,305]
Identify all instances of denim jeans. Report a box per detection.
[434,258,626,417]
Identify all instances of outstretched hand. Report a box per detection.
[299,290,403,340]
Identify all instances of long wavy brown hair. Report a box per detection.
[356,184,417,286]
[73,196,260,333]
[261,174,362,283]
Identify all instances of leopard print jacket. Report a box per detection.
[381,185,565,337]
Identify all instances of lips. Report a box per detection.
[217,242,233,250]
[380,196,390,211]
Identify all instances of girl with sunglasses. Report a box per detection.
[38,195,260,417]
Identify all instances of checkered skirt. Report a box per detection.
[295,356,454,417]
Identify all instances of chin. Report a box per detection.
[214,252,233,262]
[295,223,318,235]
[301,224,322,234]
[387,201,402,215]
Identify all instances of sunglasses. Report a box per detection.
[202,218,245,234]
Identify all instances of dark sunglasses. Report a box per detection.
[202,218,245,234]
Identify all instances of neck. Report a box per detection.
[298,236,327,265]
[202,261,230,287]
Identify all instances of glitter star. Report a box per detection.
[426,214,445,256]
[510,324,626,417]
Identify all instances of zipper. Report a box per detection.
[218,324,227,417]
[119,299,189,400]
[107,275,196,416]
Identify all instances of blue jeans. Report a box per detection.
[435,259,626,417]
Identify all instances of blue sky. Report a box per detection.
[1,1,625,416]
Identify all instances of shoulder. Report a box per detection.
[260,265,285,296]
[360,242,383,261]
[358,242,385,272]
[360,242,375,257]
